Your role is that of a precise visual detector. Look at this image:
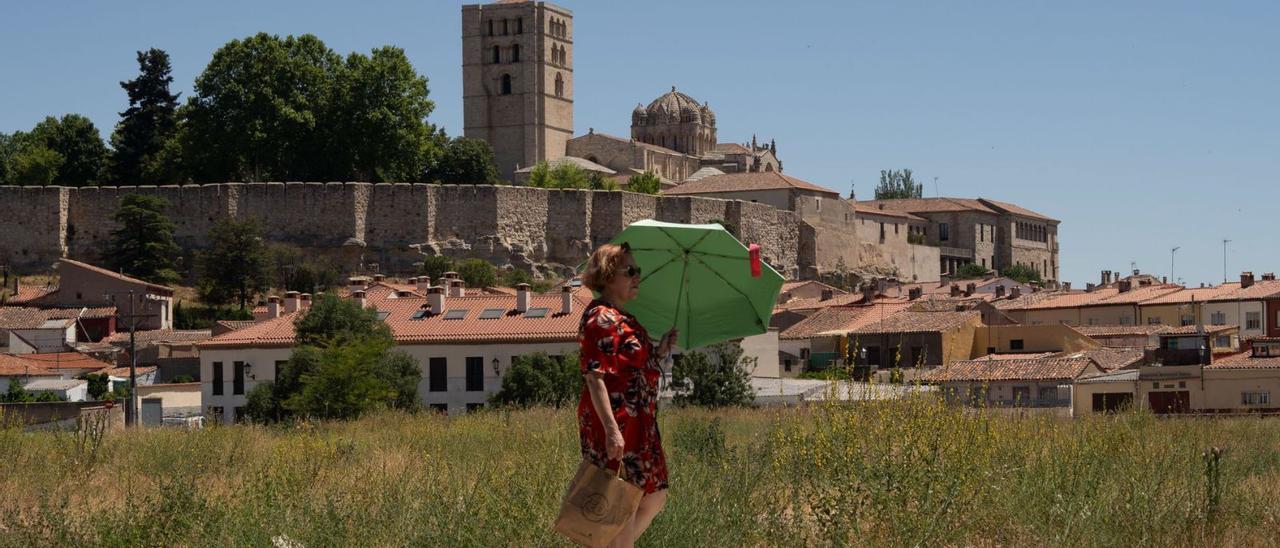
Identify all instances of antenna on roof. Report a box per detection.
[933,177,939,197]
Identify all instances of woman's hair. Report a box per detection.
[581,242,630,292]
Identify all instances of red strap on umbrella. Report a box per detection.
[749,244,762,278]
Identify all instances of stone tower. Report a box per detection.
[462,0,573,181]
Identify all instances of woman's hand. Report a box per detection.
[606,428,625,460]
[657,328,678,359]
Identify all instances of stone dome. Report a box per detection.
[643,86,714,126]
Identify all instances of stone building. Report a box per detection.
[857,197,1060,283]
[461,0,574,180]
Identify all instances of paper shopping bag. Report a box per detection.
[553,459,644,547]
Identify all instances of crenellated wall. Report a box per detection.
[1,183,817,279]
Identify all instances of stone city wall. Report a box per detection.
[1,183,814,279]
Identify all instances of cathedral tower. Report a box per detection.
[462,1,573,181]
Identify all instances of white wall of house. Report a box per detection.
[200,347,293,424]
[740,330,783,378]
[1203,300,1266,340]
[398,341,579,415]
[8,324,75,354]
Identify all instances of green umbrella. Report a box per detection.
[608,219,784,350]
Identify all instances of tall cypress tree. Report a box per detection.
[106,194,182,285]
[109,49,180,184]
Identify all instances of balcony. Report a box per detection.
[1146,348,1209,366]
[939,246,974,259]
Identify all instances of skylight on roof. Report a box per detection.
[479,308,505,319]
[525,307,549,318]
[377,311,390,321]
[444,309,468,320]
[411,310,430,320]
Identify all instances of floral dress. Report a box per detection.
[577,299,669,494]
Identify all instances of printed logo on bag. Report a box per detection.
[580,493,610,522]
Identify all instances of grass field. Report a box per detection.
[4,398,1280,546]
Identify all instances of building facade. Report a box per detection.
[462,1,574,180]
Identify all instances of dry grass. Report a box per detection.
[3,401,1280,546]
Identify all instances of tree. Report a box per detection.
[268,243,341,294]
[526,161,590,189]
[329,46,438,182]
[198,218,270,309]
[419,255,455,281]
[490,352,580,408]
[426,136,499,184]
[6,145,63,186]
[0,132,16,184]
[954,263,990,280]
[1002,264,1042,284]
[456,258,496,288]
[626,171,661,194]
[2,379,28,403]
[293,293,391,347]
[106,194,182,285]
[874,169,923,200]
[669,341,756,408]
[25,114,109,186]
[108,49,181,185]
[86,373,110,401]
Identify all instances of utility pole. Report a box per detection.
[1171,246,1180,285]
[109,290,158,427]
[1223,239,1231,284]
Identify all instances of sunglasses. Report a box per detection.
[623,265,642,278]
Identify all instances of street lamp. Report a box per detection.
[491,357,501,376]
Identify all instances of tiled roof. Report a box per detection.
[1058,347,1145,371]
[856,198,999,215]
[199,313,303,349]
[0,306,117,330]
[0,354,59,377]
[852,203,926,221]
[1073,324,1169,338]
[105,329,212,346]
[774,293,867,312]
[21,352,113,371]
[5,284,55,305]
[379,292,590,344]
[23,378,88,391]
[1208,352,1280,369]
[1159,324,1238,336]
[924,357,1095,382]
[514,156,617,175]
[971,352,1057,361]
[99,365,159,378]
[991,290,1069,310]
[665,172,840,197]
[1212,280,1280,302]
[1010,289,1120,310]
[849,310,981,335]
[586,132,684,156]
[1092,285,1182,305]
[59,258,174,294]
[780,307,871,340]
[215,320,259,332]
[976,198,1058,222]
[714,143,752,154]
[1139,286,1238,305]
[780,280,847,296]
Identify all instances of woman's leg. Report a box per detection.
[608,491,667,548]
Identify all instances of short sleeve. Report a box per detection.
[580,306,623,376]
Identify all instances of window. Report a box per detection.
[1010,339,1025,351]
[939,223,950,242]
[1038,386,1058,400]
[1148,317,1162,325]
[1119,316,1133,326]
[211,362,223,396]
[1210,312,1226,326]
[511,44,520,63]
[1243,392,1271,405]
[467,403,485,412]
[516,17,523,34]
[894,223,900,235]
[429,403,447,414]
[412,309,430,320]
[783,359,792,372]
[444,309,468,320]
[234,406,246,424]
[981,258,986,268]
[879,222,885,243]
[1178,381,1186,388]
[1247,312,1261,330]
[479,308,505,319]
[232,361,245,395]
[1215,335,1230,348]
[1152,382,1160,389]
[429,358,447,392]
[1181,314,1194,326]
[465,357,484,392]
[979,224,984,242]
[525,307,549,318]
[210,406,224,421]
[275,360,287,377]
[500,74,512,95]
[492,45,500,64]
[910,346,924,366]
[554,73,564,97]
[502,19,508,35]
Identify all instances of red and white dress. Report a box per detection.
[576,299,669,494]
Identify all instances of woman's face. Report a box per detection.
[605,253,641,303]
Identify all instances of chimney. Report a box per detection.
[995,285,1006,298]
[373,274,385,283]
[267,296,281,318]
[443,271,459,281]
[427,285,445,314]
[908,287,923,300]
[449,279,465,297]
[299,293,312,309]
[1264,273,1277,281]
[820,288,834,301]
[561,285,574,315]
[1062,282,1071,291]
[949,284,961,298]
[348,276,367,288]
[1101,270,1112,285]
[862,284,876,303]
[1086,283,1096,292]
[1118,280,1132,293]
[516,283,531,312]
[284,291,301,313]
[964,283,976,297]
[352,290,366,310]
[417,276,431,293]
[1010,287,1022,299]
[1241,272,1255,289]
[1133,268,1140,276]
[1162,276,1167,284]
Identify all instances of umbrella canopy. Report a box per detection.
[609,219,784,350]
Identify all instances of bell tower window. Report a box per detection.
[492,45,500,64]
[511,44,520,63]
[500,74,512,95]
[555,73,564,97]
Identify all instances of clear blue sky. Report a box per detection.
[3,1,1277,287]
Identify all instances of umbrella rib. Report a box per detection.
[636,249,680,285]
[689,253,768,331]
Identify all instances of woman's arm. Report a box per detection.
[585,372,624,460]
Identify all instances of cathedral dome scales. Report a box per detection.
[643,86,714,126]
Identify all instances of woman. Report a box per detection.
[577,242,677,548]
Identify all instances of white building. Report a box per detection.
[22,378,89,402]
[198,282,590,423]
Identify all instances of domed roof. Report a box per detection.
[644,86,713,123]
